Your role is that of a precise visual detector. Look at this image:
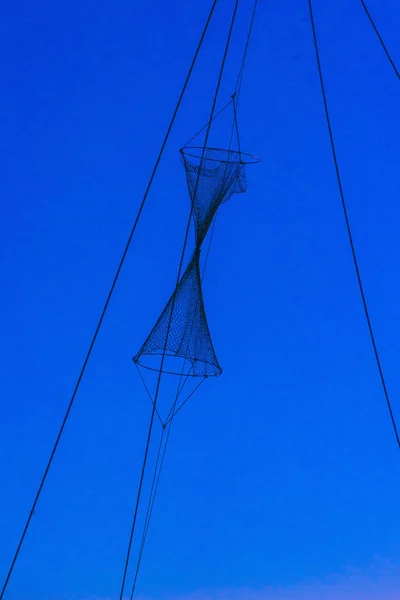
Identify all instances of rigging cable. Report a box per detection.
[119,2,241,598]
[360,0,400,80]
[129,406,173,599]
[182,98,234,148]
[182,0,258,151]
[307,0,400,449]
[134,361,164,426]
[0,2,218,598]
[128,214,219,597]
[234,0,258,109]
[126,2,260,596]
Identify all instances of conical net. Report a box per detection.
[181,148,247,247]
[134,251,221,377]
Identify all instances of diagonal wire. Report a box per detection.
[120,2,241,598]
[130,369,205,599]
[129,418,173,599]
[230,0,258,157]
[164,377,206,427]
[134,362,163,426]
[307,0,400,449]
[128,1,262,593]
[183,0,259,151]
[129,358,184,600]
[129,356,188,600]
[182,99,234,148]
[129,216,217,593]
[176,361,195,400]
[360,0,400,80]
[232,99,242,155]
[234,0,259,109]
[0,3,219,598]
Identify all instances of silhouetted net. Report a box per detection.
[181,148,247,246]
[134,250,221,378]
[134,146,257,382]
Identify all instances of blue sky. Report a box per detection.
[1,0,400,599]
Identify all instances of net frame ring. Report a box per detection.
[133,352,222,378]
[180,146,260,165]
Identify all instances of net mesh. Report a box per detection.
[134,251,221,377]
[181,148,247,246]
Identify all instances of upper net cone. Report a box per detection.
[181,147,248,247]
[134,251,221,378]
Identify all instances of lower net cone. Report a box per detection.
[134,250,222,378]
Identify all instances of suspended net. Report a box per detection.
[181,147,251,247]
[134,250,221,378]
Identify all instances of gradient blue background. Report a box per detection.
[1,1,400,599]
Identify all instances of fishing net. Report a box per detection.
[134,146,258,383]
[134,250,221,378]
[181,147,247,247]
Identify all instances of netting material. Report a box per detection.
[181,148,247,247]
[134,146,256,381]
[134,250,221,377]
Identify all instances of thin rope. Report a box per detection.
[136,426,166,558]
[134,354,190,581]
[146,428,166,517]
[134,362,164,426]
[229,0,258,157]
[0,3,218,598]
[129,418,173,599]
[176,363,194,398]
[119,2,241,597]
[130,361,186,599]
[234,0,259,109]
[232,99,242,155]
[130,370,205,600]
[182,0,258,153]
[307,0,400,449]
[360,0,400,80]
[164,377,206,426]
[182,99,234,148]
[133,425,165,560]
